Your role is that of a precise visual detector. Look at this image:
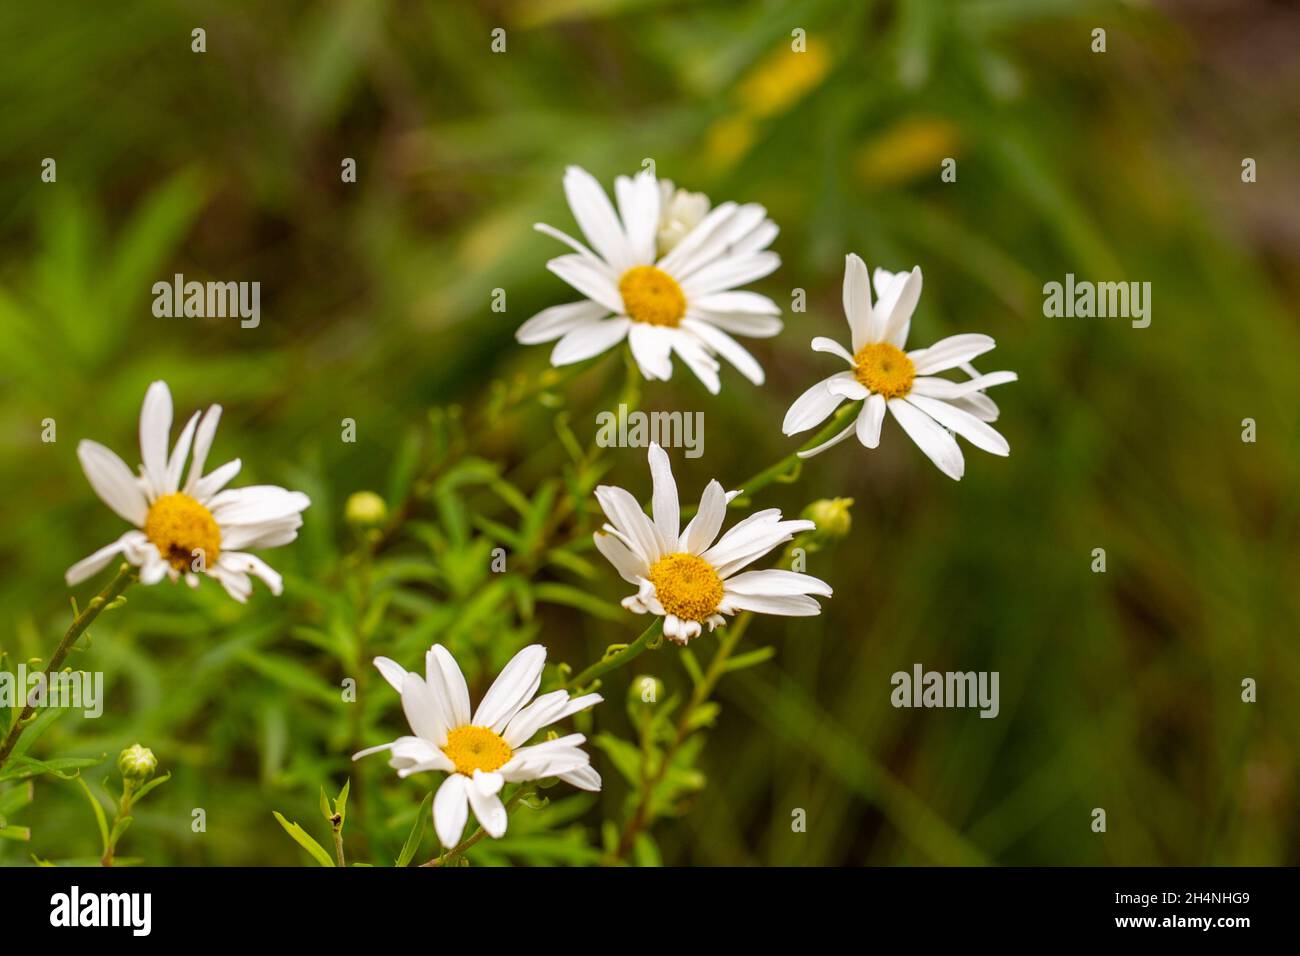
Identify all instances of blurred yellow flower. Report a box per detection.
[855,116,962,187]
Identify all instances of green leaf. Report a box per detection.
[75,776,110,854]
[131,771,171,802]
[395,791,433,867]
[0,825,31,842]
[0,781,34,817]
[0,754,103,783]
[722,646,776,672]
[272,811,336,867]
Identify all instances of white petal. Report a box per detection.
[400,672,448,746]
[679,252,780,299]
[184,405,222,495]
[594,485,665,563]
[164,411,200,495]
[826,373,869,401]
[909,370,1017,399]
[138,381,172,499]
[563,166,633,273]
[888,398,965,480]
[546,254,624,314]
[880,266,922,348]
[426,644,472,729]
[558,764,602,792]
[842,253,875,349]
[681,319,764,385]
[593,529,649,585]
[473,644,547,732]
[614,170,659,266]
[655,201,737,275]
[466,786,509,839]
[904,394,1010,456]
[722,592,823,616]
[796,422,856,459]
[856,393,887,448]
[217,551,283,595]
[724,569,832,597]
[373,656,408,693]
[782,378,845,435]
[647,442,680,549]
[627,322,674,380]
[76,440,148,525]
[550,317,630,365]
[690,310,782,338]
[433,774,469,847]
[210,486,310,525]
[693,291,780,315]
[811,336,854,365]
[682,479,727,554]
[515,300,609,345]
[64,530,146,586]
[669,333,721,394]
[908,333,996,375]
[192,459,241,502]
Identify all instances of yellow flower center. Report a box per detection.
[853,342,915,399]
[143,492,222,572]
[648,553,724,622]
[442,725,513,776]
[619,265,686,327]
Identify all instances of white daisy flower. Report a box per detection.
[65,380,310,602]
[515,165,782,394]
[782,254,1018,480]
[593,443,832,645]
[354,644,602,848]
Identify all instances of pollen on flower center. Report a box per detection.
[144,492,221,572]
[442,725,513,776]
[648,553,724,622]
[619,265,686,327]
[853,342,915,399]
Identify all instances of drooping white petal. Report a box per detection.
[856,393,887,448]
[550,317,631,365]
[669,333,721,394]
[593,529,649,584]
[905,394,1010,456]
[627,322,674,380]
[433,774,470,847]
[64,530,148,586]
[811,336,855,365]
[681,319,765,385]
[782,377,846,435]
[217,552,283,595]
[888,397,965,480]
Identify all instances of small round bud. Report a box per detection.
[118,744,157,783]
[802,497,854,540]
[345,491,388,528]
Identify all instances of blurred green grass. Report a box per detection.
[1,0,1298,865]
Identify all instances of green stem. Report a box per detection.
[0,563,136,772]
[564,618,663,692]
[421,784,537,867]
[734,401,862,502]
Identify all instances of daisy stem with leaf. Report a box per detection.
[0,562,136,771]
[563,617,664,693]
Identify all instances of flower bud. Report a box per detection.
[802,497,854,540]
[345,491,388,529]
[118,744,157,783]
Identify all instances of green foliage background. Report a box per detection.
[1,0,1297,865]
